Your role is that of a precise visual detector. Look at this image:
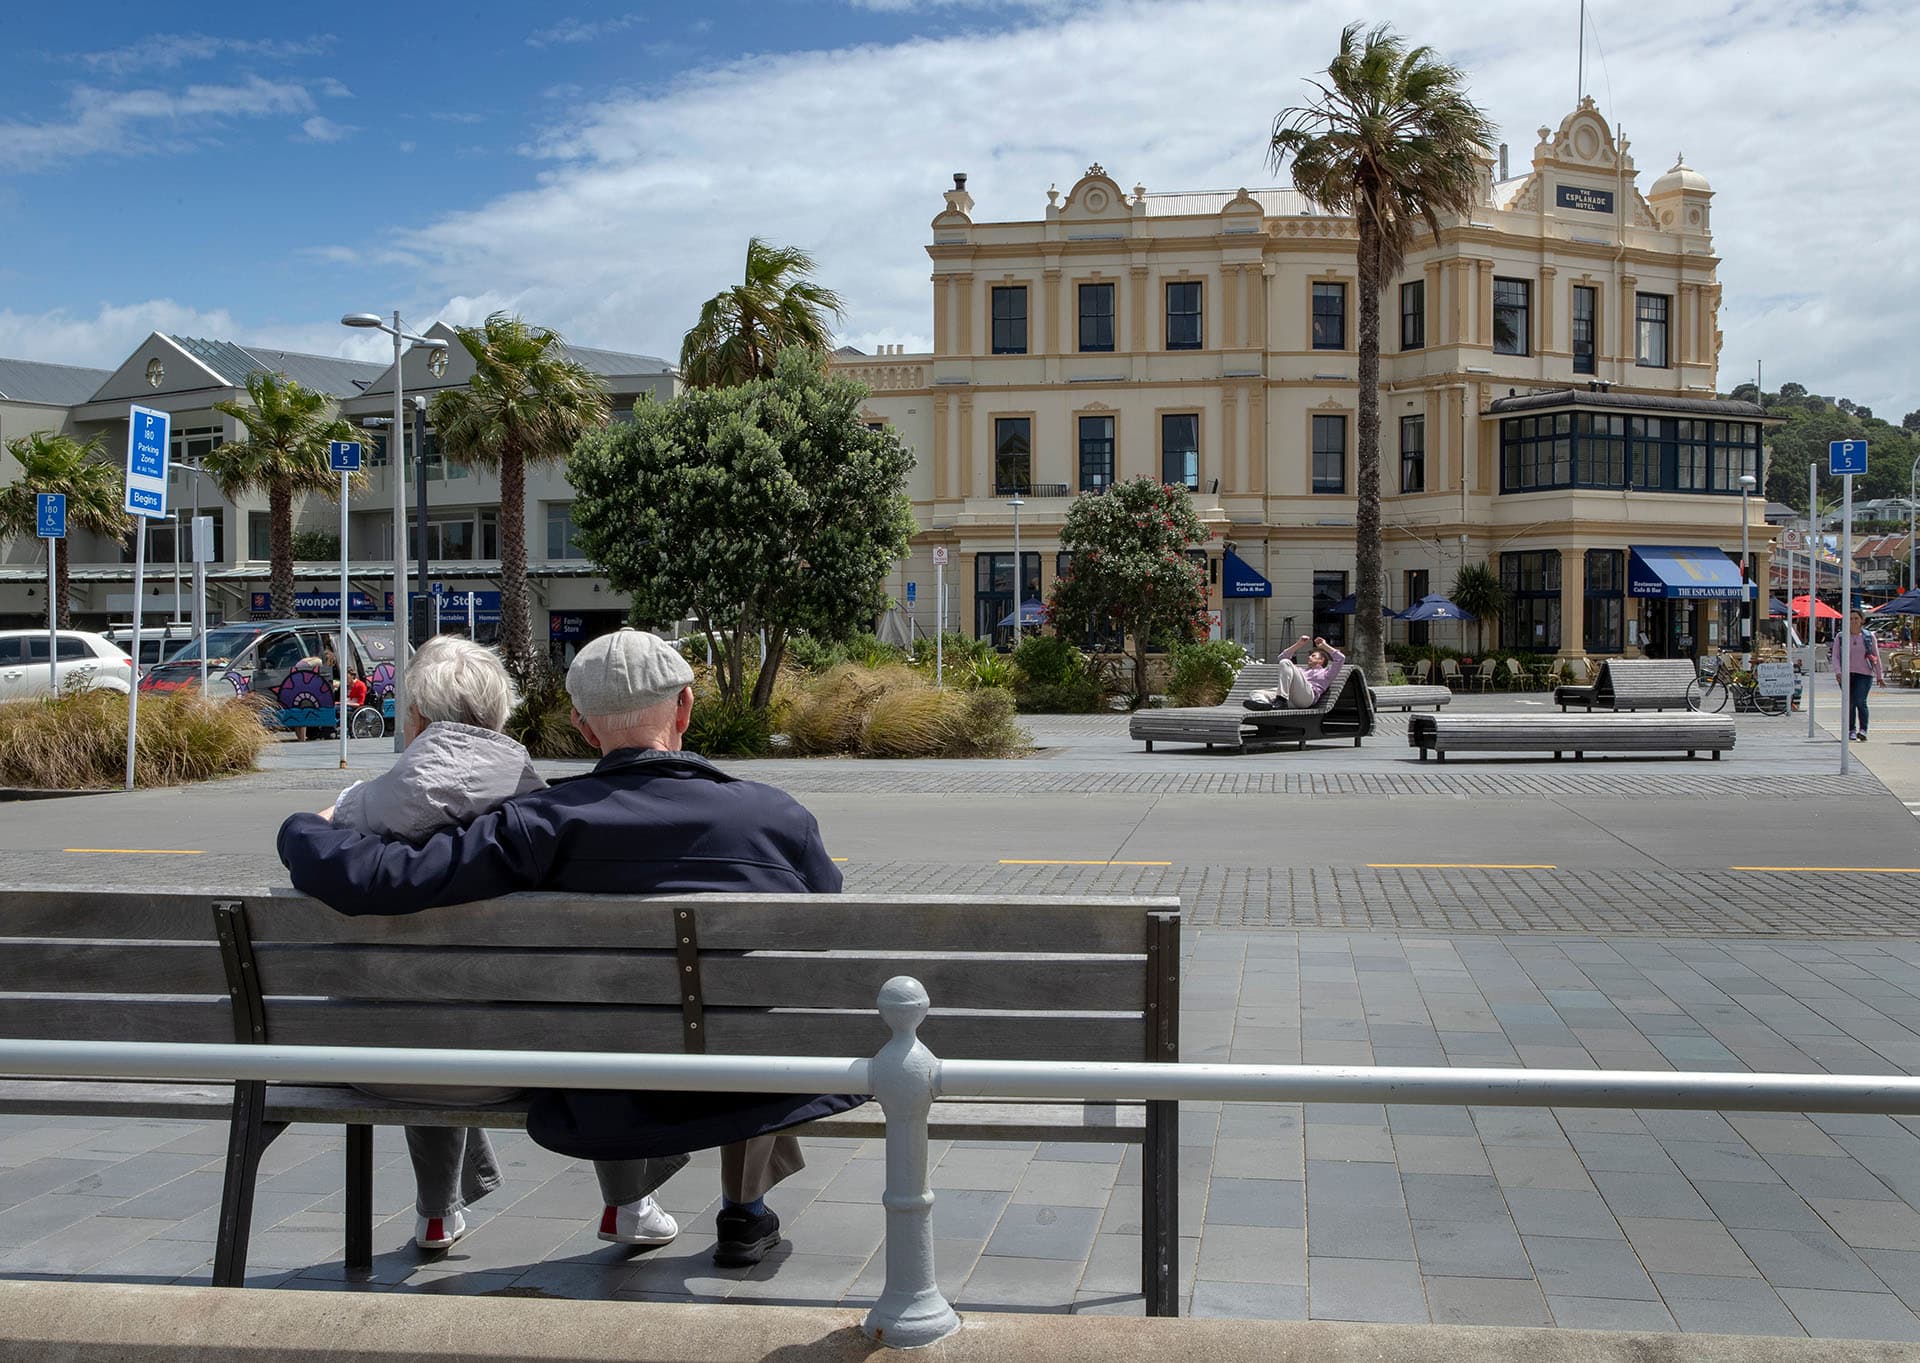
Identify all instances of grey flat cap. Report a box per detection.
[566,628,695,717]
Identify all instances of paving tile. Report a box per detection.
[1690,1180,1827,1232]
[1385,1106,1476,1137]
[0,1193,124,1249]
[1661,1140,1780,1185]
[1523,1235,1658,1301]
[930,1150,1029,1193]
[1617,1216,1759,1278]
[1727,1117,1848,1158]
[957,1253,1083,1308]
[1203,1177,1303,1230]
[1545,1294,1677,1331]
[1504,1188,1621,1240]
[1588,1170,1712,1221]
[1304,1124,1394,1163]
[1729,1226,1883,1291]
[1399,1174,1505,1223]
[1487,1145,1593,1192]
[1566,1134,1679,1174]
[1193,1223,1304,1286]
[1304,1159,1403,1208]
[930,1189,1009,1242]
[1806,1197,1920,1251]
[1307,1256,1427,1323]
[0,1158,117,1213]
[1010,1160,1116,1208]
[1863,1248,1920,1312]
[1777,1288,1920,1342]
[1391,1135,1492,1176]
[1766,1155,1900,1202]
[1190,1280,1306,1319]
[1423,1275,1550,1327]
[812,1159,887,1204]
[1306,1203,1414,1261]
[982,1204,1101,1262]
[0,1214,174,1275]
[1409,1218,1531,1279]
[784,1199,884,1259]
[1652,1273,1806,1337]
[733,1252,867,1305]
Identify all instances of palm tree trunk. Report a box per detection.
[1352,224,1387,681]
[54,538,71,631]
[269,479,295,620]
[497,449,533,679]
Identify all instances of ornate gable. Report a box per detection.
[1054,164,1131,223]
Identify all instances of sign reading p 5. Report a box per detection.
[124,404,171,518]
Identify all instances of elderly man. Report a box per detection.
[278,628,842,1267]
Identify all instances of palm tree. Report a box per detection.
[205,372,364,621]
[1449,561,1509,655]
[680,237,844,388]
[430,314,610,677]
[0,432,131,628]
[1269,22,1495,681]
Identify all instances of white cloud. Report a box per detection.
[0,76,315,170]
[298,115,358,143]
[527,13,644,47]
[0,299,395,371]
[75,33,334,76]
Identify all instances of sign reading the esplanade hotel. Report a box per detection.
[1555,184,1615,213]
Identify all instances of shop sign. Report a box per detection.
[1555,184,1615,214]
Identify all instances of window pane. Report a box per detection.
[1160,413,1198,488]
[1400,280,1425,350]
[1493,278,1530,356]
[1312,414,1346,494]
[995,417,1032,495]
[1636,292,1669,368]
[1078,415,1114,490]
[1078,283,1115,352]
[1312,570,1349,646]
[1399,415,1425,494]
[1572,285,1596,375]
[991,286,1028,354]
[1312,282,1346,350]
[1165,281,1202,350]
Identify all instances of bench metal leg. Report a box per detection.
[1142,1099,1178,1317]
[345,1124,374,1275]
[213,1080,287,1288]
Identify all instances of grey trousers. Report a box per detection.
[593,1134,804,1206]
[355,1084,521,1219]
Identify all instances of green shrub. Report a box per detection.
[685,695,772,757]
[1167,639,1249,707]
[946,686,1025,757]
[782,633,841,673]
[968,654,1018,691]
[1009,635,1105,713]
[0,689,268,789]
[1012,635,1079,685]
[843,631,909,669]
[504,669,596,759]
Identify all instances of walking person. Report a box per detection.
[1831,609,1885,741]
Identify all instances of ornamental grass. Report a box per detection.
[0,689,269,790]
[785,663,1025,759]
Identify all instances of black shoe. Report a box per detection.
[713,1206,781,1266]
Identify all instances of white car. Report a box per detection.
[0,630,138,700]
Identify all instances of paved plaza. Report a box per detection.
[3,691,1920,1337]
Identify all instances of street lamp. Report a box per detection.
[1008,494,1025,643]
[341,312,448,751]
[1739,471,1757,660]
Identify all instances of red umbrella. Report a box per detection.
[1787,595,1842,620]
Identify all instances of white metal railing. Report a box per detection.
[7,975,1920,1347]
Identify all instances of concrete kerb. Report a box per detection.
[2,1281,1912,1363]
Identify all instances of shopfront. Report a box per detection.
[1627,545,1745,661]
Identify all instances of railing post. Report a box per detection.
[861,976,959,1349]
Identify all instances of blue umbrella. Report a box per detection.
[1397,593,1475,623]
[997,599,1047,629]
[1871,589,1920,616]
[1767,596,1790,619]
[1326,592,1400,619]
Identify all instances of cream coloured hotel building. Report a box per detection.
[840,99,1770,663]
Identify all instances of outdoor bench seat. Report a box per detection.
[1369,684,1453,712]
[1554,659,1698,712]
[1132,666,1375,753]
[1408,712,1735,761]
[0,886,1184,1316]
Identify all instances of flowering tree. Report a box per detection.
[1046,478,1211,704]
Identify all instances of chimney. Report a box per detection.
[1498,142,1509,180]
[943,171,974,220]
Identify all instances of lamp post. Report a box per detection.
[1909,453,1918,593]
[340,313,447,751]
[1739,472,1757,662]
[412,395,431,646]
[1008,494,1025,643]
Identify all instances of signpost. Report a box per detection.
[328,441,362,769]
[123,405,171,790]
[1831,440,1868,774]
[931,546,949,687]
[1807,467,1819,742]
[36,494,65,691]
[191,515,213,700]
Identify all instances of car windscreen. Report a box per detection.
[163,626,260,665]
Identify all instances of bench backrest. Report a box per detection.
[0,887,235,1045]
[1223,663,1280,705]
[233,891,1179,1065]
[1593,659,1696,705]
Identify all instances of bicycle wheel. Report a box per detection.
[1687,678,1730,713]
[1751,689,1788,716]
[348,705,385,739]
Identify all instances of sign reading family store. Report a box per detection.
[1555,184,1615,214]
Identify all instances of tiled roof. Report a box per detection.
[1487,388,1768,419]
[0,357,113,406]
[561,343,675,377]
[170,336,386,396]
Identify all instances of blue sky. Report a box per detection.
[2,1,1914,411]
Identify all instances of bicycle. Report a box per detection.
[1687,655,1788,716]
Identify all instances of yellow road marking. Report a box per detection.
[63,848,204,856]
[1733,866,1920,874]
[1369,862,1557,870]
[831,857,849,863]
[999,859,1173,867]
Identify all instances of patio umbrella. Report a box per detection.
[1326,592,1401,618]
[1397,594,1476,676]
[996,599,1047,629]
[1786,595,1841,621]
[1767,596,1789,619]
[1871,589,1920,616]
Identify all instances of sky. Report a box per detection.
[2,0,1915,413]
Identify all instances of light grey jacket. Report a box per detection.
[332,721,545,843]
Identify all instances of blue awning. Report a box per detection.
[1627,545,1747,600]
[1222,549,1271,599]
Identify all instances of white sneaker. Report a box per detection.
[597,1195,679,1246]
[414,1209,467,1250]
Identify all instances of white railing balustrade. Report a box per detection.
[5,974,1920,1348]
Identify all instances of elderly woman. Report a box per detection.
[327,636,547,1252]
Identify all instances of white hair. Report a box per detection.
[405,635,518,732]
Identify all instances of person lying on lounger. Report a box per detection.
[1244,635,1344,710]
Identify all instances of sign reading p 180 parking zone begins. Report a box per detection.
[124,404,170,519]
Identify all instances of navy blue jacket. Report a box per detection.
[277,747,842,911]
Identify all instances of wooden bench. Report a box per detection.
[1554,659,1698,712]
[0,886,1182,1315]
[1132,666,1374,752]
[1408,713,1736,761]
[1369,684,1453,712]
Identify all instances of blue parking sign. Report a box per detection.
[1830,439,1868,475]
[906,581,917,604]
[36,494,65,538]
[329,439,363,472]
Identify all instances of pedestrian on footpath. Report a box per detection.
[1832,609,1885,741]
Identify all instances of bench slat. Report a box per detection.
[0,1078,235,1119]
[0,996,234,1044]
[250,946,1147,1011]
[0,942,228,995]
